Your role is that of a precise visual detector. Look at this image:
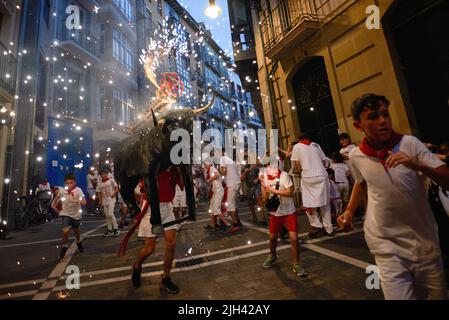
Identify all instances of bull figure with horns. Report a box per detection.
[115,96,215,255]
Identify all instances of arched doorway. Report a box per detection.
[292,56,339,154]
[384,0,449,144]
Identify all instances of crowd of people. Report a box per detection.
[43,92,449,300]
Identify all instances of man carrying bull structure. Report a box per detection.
[130,166,185,293]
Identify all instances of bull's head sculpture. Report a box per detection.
[114,96,215,240]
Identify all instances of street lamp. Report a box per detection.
[205,0,222,19]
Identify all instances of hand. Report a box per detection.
[337,210,354,232]
[385,151,421,171]
[268,186,278,195]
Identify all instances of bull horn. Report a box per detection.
[151,109,158,127]
[193,95,216,115]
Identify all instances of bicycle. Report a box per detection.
[14,191,51,231]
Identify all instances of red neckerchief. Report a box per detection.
[266,170,281,181]
[101,177,110,183]
[359,132,403,167]
[299,139,311,146]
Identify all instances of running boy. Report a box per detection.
[338,93,449,300]
[96,169,120,237]
[51,173,86,259]
[261,161,308,278]
[203,158,228,232]
[131,166,184,294]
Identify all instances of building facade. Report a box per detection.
[0,0,21,224]
[244,0,449,155]
[3,0,262,225]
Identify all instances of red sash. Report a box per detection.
[299,139,311,146]
[359,132,403,167]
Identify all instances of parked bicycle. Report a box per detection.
[14,190,52,231]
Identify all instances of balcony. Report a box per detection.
[260,0,349,59]
[94,121,132,143]
[59,28,101,63]
[0,41,17,97]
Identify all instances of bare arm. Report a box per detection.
[294,161,302,177]
[337,182,367,228]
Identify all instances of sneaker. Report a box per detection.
[103,230,113,237]
[229,225,241,233]
[160,276,179,294]
[59,246,68,259]
[293,264,308,278]
[325,230,335,237]
[203,225,214,231]
[77,242,84,253]
[308,227,324,239]
[262,255,278,269]
[112,229,120,237]
[131,264,142,288]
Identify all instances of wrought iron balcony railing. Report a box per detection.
[0,40,17,96]
[260,0,349,54]
[60,27,100,59]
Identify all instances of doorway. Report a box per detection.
[385,0,449,144]
[292,56,339,154]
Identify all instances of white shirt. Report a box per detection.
[220,156,241,187]
[263,171,296,217]
[340,144,357,170]
[340,144,357,160]
[206,166,224,194]
[38,183,51,192]
[59,187,85,220]
[331,163,350,184]
[329,180,341,200]
[350,135,445,261]
[175,184,186,196]
[291,142,328,179]
[87,174,96,190]
[96,178,118,205]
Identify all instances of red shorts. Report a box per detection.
[269,213,298,234]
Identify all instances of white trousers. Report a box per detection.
[306,204,333,234]
[104,203,118,231]
[375,254,448,300]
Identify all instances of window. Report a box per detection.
[237,85,242,99]
[113,0,135,22]
[113,27,135,71]
[113,87,135,124]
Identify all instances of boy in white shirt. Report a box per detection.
[327,168,343,219]
[260,162,308,278]
[51,173,86,259]
[338,93,449,300]
[220,153,242,232]
[330,153,351,207]
[203,159,228,232]
[96,169,120,237]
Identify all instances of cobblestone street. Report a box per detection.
[0,202,386,300]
